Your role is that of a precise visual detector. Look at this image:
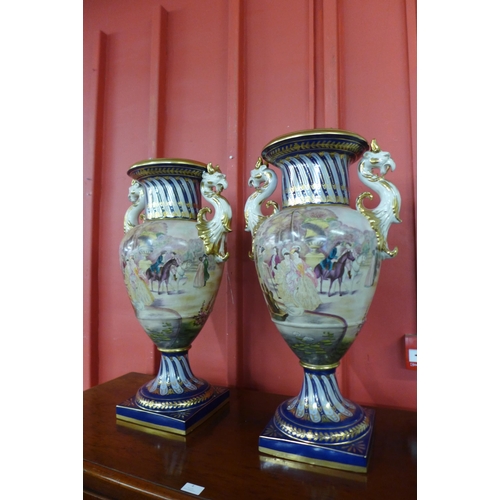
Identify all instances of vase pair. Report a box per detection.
[116,128,401,473]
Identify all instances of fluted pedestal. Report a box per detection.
[116,348,229,435]
[258,364,374,472]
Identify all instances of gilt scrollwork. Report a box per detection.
[356,139,402,260]
[196,163,232,263]
[244,157,280,259]
[123,180,146,234]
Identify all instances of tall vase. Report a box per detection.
[244,129,401,472]
[116,159,232,435]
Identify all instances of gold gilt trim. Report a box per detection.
[285,194,345,206]
[285,182,345,194]
[129,158,207,170]
[116,418,188,439]
[130,166,206,181]
[274,413,370,444]
[196,163,232,262]
[147,212,197,220]
[136,386,215,411]
[147,200,196,209]
[116,415,189,436]
[245,157,279,259]
[300,361,340,370]
[158,346,191,353]
[262,129,369,150]
[146,198,198,220]
[117,396,229,436]
[258,447,368,473]
[356,192,398,258]
[196,202,232,261]
[246,198,280,259]
[264,140,366,165]
[355,140,401,258]
[127,158,207,182]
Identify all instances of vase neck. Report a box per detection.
[277,153,351,207]
[141,176,202,220]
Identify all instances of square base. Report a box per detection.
[258,408,375,473]
[116,386,229,436]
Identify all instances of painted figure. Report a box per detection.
[269,247,281,278]
[317,243,340,272]
[314,250,355,297]
[149,254,164,275]
[274,249,321,313]
[158,258,179,294]
[193,255,210,288]
[124,258,154,310]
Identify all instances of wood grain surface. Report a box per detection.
[84,373,416,499]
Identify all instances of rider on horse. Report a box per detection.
[318,244,339,272]
[149,254,164,276]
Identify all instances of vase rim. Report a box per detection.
[261,128,369,164]
[127,158,208,181]
[263,128,369,149]
[128,157,207,172]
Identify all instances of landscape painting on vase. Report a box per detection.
[253,205,380,365]
[120,219,223,350]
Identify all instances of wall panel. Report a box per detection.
[97,12,155,383]
[83,29,107,389]
[241,0,314,397]
[339,0,417,409]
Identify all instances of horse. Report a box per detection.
[158,259,179,294]
[314,250,355,297]
[146,258,178,294]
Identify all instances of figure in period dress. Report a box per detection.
[193,254,210,288]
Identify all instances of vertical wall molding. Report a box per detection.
[322,0,341,128]
[308,0,340,129]
[84,30,108,389]
[405,0,417,227]
[147,5,169,373]
[225,0,245,387]
[148,6,168,159]
[308,0,317,127]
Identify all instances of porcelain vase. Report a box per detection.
[116,158,232,435]
[244,129,401,472]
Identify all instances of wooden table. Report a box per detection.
[84,373,417,500]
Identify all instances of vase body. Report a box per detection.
[254,204,378,365]
[116,159,232,435]
[245,129,401,471]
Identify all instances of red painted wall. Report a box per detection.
[84,0,416,411]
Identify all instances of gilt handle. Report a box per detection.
[196,164,232,263]
[123,180,145,234]
[244,157,280,259]
[355,140,402,260]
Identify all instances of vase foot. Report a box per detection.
[116,385,230,435]
[258,407,375,473]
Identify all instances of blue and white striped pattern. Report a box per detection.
[147,352,203,396]
[286,370,355,423]
[278,153,350,207]
[143,176,201,220]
